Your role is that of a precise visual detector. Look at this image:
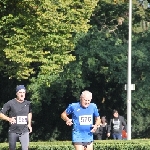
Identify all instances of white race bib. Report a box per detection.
[17,116,27,124]
[79,115,92,125]
[113,119,120,130]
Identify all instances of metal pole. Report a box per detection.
[127,0,132,140]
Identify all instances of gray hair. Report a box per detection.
[80,90,92,99]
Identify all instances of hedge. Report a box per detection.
[0,140,150,150]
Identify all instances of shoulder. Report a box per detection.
[2,99,16,108]
[7,99,16,105]
[66,102,79,109]
[119,116,124,119]
[90,103,97,108]
[69,102,79,108]
[24,100,31,105]
[119,116,125,120]
[66,102,79,114]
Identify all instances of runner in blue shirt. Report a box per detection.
[61,90,100,150]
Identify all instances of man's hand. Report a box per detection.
[90,125,97,133]
[8,117,16,124]
[66,119,73,126]
[107,133,110,137]
[28,124,32,133]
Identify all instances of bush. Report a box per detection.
[0,140,150,150]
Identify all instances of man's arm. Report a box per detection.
[28,113,32,126]
[0,102,16,124]
[61,110,70,122]
[0,113,10,122]
[61,110,73,126]
[0,113,16,124]
[94,116,101,126]
[91,116,101,133]
[28,113,32,133]
[27,102,32,133]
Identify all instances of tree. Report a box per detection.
[0,0,99,141]
[0,0,98,79]
[1,0,150,141]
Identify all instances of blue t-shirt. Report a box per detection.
[66,102,99,133]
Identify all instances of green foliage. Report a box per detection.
[26,0,99,111]
[1,140,150,150]
[0,0,150,142]
[131,31,150,138]
[0,0,98,79]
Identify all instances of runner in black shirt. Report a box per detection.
[0,85,32,150]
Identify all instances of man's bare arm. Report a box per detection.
[0,113,16,124]
[61,110,73,126]
[28,113,32,133]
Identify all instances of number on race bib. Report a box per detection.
[79,115,92,125]
[17,116,27,124]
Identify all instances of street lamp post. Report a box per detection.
[127,0,132,140]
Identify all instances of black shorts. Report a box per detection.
[72,141,92,148]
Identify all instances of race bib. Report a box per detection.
[17,116,27,124]
[113,119,120,130]
[79,115,92,125]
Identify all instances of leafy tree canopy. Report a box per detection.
[0,0,98,79]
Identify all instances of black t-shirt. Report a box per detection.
[0,99,32,133]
